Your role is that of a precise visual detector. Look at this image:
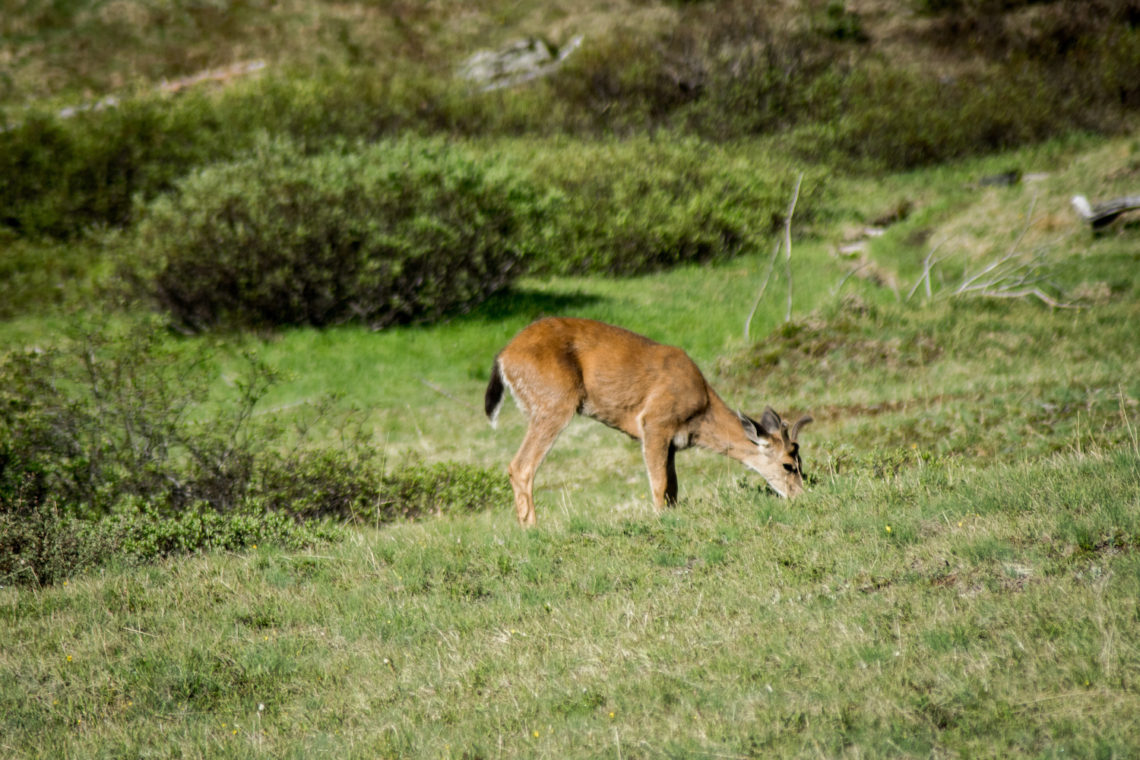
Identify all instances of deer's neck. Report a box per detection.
[692,392,752,462]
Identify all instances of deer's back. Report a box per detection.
[499,318,709,435]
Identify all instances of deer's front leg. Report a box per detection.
[641,428,679,512]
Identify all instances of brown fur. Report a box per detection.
[485,317,810,526]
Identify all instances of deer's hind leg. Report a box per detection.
[508,406,576,527]
[501,358,582,526]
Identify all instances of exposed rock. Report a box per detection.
[459,36,583,92]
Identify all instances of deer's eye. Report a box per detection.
[783,463,798,474]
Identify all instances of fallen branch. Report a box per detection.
[971,287,1072,309]
[905,193,1073,309]
[1072,194,1140,228]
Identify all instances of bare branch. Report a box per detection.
[784,172,804,323]
[906,239,947,302]
[971,288,1075,309]
[744,239,782,341]
[419,377,478,411]
[832,261,870,296]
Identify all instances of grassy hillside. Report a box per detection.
[3,131,1140,756]
[3,0,1139,239]
[3,0,1140,756]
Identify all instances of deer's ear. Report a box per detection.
[738,412,769,446]
[759,407,784,437]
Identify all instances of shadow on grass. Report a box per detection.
[463,287,604,323]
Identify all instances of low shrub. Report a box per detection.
[258,451,511,523]
[0,320,269,516]
[0,68,501,241]
[0,486,337,587]
[130,136,542,331]
[5,3,1140,247]
[0,236,106,318]
[0,319,509,585]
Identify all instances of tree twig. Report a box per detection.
[419,378,478,411]
[832,261,871,296]
[784,172,804,323]
[744,239,781,340]
[906,239,947,302]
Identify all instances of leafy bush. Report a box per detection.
[0,319,280,517]
[798,64,1067,170]
[0,319,509,585]
[0,236,105,318]
[0,485,88,587]
[5,1,1140,249]
[258,452,511,523]
[0,68,500,241]
[520,138,823,275]
[130,136,542,331]
[0,486,336,587]
[0,95,253,239]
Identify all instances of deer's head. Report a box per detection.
[739,407,812,498]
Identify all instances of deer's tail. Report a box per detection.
[484,358,506,428]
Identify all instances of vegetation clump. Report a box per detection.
[128,137,541,332]
[0,320,508,586]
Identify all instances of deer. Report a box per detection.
[484,317,811,526]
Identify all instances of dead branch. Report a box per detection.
[784,172,804,323]
[419,378,478,411]
[744,239,781,340]
[1072,194,1140,228]
[744,173,803,338]
[904,192,1072,308]
[832,261,871,296]
[905,239,947,302]
[970,288,1072,309]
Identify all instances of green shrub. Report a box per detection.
[5,4,1140,248]
[0,68,499,242]
[0,486,339,587]
[519,138,822,275]
[794,64,1070,169]
[130,136,542,331]
[374,462,512,521]
[256,451,510,524]
[0,484,87,587]
[0,95,252,239]
[0,319,274,517]
[0,319,510,586]
[274,451,511,524]
[0,236,104,318]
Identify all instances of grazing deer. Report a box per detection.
[484,317,811,526]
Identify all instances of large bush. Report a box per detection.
[0,95,253,239]
[519,138,825,276]
[130,137,542,331]
[5,1,1140,248]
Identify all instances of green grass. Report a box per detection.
[3,129,1140,756]
[2,451,1137,758]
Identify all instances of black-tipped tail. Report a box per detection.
[484,359,505,425]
